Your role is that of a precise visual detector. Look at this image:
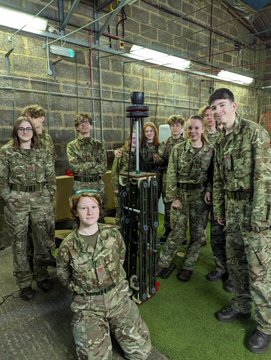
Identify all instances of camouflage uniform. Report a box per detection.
[66,137,107,197]
[57,224,151,360]
[0,144,56,289]
[111,148,136,188]
[39,131,56,250]
[111,149,136,222]
[158,140,214,271]
[205,129,228,275]
[1,132,56,255]
[213,116,271,333]
[140,143,162,197]
[158,136,184,232]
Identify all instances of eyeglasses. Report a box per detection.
[18,127,33,132]
[79,120,90,125]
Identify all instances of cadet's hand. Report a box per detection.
[114,149,123,158]
[153,153,162,163]
[251,226,261,232]
[204,191,212,205]
[217,218,225,226]
[251,222,269,232]
[172,199,182,209]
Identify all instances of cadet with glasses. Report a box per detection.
[0,116,56,300]
[209,88,271,353]
[57,192,152,360]
[21,104,57,266]
[66,113,107,198]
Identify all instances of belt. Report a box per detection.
[10,183,45,192]
[87,285,115,296]
[177,183,203,191]
[74,175,101,182]
[226,190,251,201]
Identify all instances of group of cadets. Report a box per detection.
[0,86,271,357]
[112,87,271,355]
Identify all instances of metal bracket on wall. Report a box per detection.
[4,48,14,74]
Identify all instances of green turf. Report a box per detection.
[139,215,270,360]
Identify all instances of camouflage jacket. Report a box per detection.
[140,143,162,173]
[205,129,220,145]
[0,144,56,201]
[56,224,127,294]
[40,131,56,161]
[158,136,184,170]
[213,117,271,226]
[166,139,214,201]
[66,137,107,176]
[111,150,136,188]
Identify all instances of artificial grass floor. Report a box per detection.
[138,215,270,360]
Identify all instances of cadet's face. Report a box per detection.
[131,133,137,148]
[187,119,203,143]
[77,120,92,135]
[30,116,45,135]
[76,197,100,226]
[144,126,155,142]
[17,120,34,143]
[170,122,182,137]
[210,99,237,128]
[204,108,216,128]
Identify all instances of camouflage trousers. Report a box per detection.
[4,190,51,289]
[209,207,227,274]
[225,198,271,334]
[158,189,209,270]
[27,195,55,256]
[71,282,152,360]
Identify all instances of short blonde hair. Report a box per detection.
[21,104,45,118]
[198,105,211,117]
[166,114,185,126]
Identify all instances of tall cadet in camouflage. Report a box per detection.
[158,114,185,242]
[157,115,214,281]
[0,116,56,300]
[57,193,152,360]
[209,88,271,353]
[66,113,107,197]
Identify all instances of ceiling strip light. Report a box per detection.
[217,70,254,85]
[126,45,191,70]
[0,6,48,33]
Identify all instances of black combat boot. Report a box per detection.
[215,306,250,322]
[20,287,35,300]
[37,279,53,292]
[247,330,271,353]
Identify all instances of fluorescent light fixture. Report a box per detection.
[127,45,190,70]
[217,70,254,85]
[0,6,48,33]
[50,45,75,58]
